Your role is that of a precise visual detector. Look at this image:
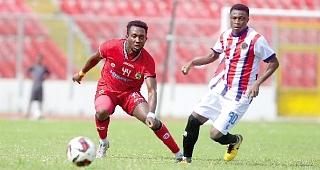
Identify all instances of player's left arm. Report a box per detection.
[144,76,158,128]
[72,51,102,84]
[145,76,157,113]
[247,56,279,98]
[246,36,280,98]
[256,57,279,86]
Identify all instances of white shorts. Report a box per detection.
[193,90,251,135]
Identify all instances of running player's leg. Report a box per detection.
[132,102,183,161]
[180,90,221,163]
[210,95,250,161]
[94,94,115,158]
[180,112,206,163]
[123,91,183,162]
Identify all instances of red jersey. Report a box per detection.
[97,39,156,93]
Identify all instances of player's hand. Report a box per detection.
[145,117,155,128]
[72,73,83,84]
[246,83,260,98]
[181,61,193,75]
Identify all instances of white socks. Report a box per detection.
[100,138,109,144]
[175,151,183,159]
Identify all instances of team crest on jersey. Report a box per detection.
[135,72,142,79]
[241,42,248,50]
[98,89,105,95]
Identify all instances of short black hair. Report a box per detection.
[126,20,148,35]
[230,4,249,16]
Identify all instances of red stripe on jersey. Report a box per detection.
[219,32,225,50]
[225,35,233,59]
[212,57,225,78]
[227,31,248,89]
[241,34,261,93]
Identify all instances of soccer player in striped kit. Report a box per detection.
[178,4,279,163]
[72,20,183,162]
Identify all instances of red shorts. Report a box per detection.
[94,87,146,115]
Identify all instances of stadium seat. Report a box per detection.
[99,22,120,38]
[147,23,170,39]
[0,60,14,78]
[0,18,13,35]
[61,0,80,14]
[292,0,304,9]
[203,1,222,18]
[0,38,17,78]
[55,0,320,84]
[305,0,318,10]
[263,0,280,9]
[76,20,96,38]
[279,0,292,9]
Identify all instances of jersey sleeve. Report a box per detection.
[254,36,276,63]
[211,32,225,54]
[144,56,156,78]
[98,41,109,59]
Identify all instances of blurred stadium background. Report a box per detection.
[0,0,319,121]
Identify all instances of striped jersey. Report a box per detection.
[208,27,276,101]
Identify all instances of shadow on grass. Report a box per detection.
[104,155,319,168]
[219,158,319,168]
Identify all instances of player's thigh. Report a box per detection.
[122,91,147,116]
[193,90,221,121]
[213,96,251,135]
[94,95,115,114]
[132,102,149,123]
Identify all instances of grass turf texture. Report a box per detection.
[0,118,319,170]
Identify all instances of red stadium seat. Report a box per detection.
[292,0,305,9]
[305,0,318,10]
[99,0,119,16]
[279,0,292,9]
[55,0,320,84]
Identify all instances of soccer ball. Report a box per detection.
[66,136,96,167]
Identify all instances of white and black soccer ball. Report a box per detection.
[66,136,96,167]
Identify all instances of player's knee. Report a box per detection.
[185,114,202,133]
[96,109,110,121]
[209,127,222,140]
[151,118,161,130]
[187,114,202,128]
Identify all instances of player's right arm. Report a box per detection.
[181,51,219,75]
[72,51,103,84]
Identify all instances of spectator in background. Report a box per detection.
[25,55,50,120]
[72,20,184,162]
[178,4,279,163]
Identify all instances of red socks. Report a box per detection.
[95,117,110,140]
[95,117,180,154]
[154,123,180,154]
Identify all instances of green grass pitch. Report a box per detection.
[0,118,319,170]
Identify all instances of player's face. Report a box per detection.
[229,10,249,35]
[126,26,147,54]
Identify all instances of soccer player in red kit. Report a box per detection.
[72,20,183,162]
